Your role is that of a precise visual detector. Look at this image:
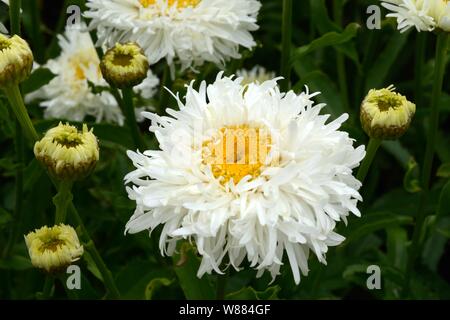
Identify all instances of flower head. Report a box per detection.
[0,33,33,89]
[25,224,84,273]
[361,85,416,140]
[382,0,450,32]
[25,25,125,125]
[34,122,99,181]
[101,42,149,88]
[124,73,365,284]
[236,66,276,86]
[85,0,261,71]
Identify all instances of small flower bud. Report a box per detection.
[100,42,149,88]
[25,224,84,273]
[0,33,33,89]
[360,85,416,140]
[34,122,99,181]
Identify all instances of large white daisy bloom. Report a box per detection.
[124,73,365,284]
[26,25,159,124]
[84,0,261,71]
[382,0,450,32]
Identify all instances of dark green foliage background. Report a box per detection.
[0,0,449,299]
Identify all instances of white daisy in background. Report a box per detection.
[124,73,365,284]
[1,0,9,34]
[382,0,450,32]
[236,66,276,86]
[26,24,159,125]
[84,0,261,71]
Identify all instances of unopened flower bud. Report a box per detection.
[0,33,33,89]
[25,224,84,273]
[360,85,416,140]
[100,42,149,88]
[34,122,99,181]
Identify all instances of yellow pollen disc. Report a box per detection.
[140,0,200,9]
[202,125,272,185]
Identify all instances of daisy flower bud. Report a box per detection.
[360,85,416,140]
[0,33,33,89]
[100,42,149,88]
[34,122,99,181]
[25,224,84,273]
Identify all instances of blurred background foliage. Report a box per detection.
[0,0,449,299]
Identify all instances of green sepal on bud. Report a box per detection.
[360,85,416,140]
[34,122,99,181]
[100,42,149,88]
[0,33,33,89]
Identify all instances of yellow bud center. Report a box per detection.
[0,38,11,51]
[202,125,273,185]
[40,237,65,253]
[112,52,133,67]
[53,133,83,148]
[140,0,200,9]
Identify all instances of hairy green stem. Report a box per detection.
[404,32,449,297]
[9,0,21,35]
[356,138,382,183]
[3,84,39,142]
[53,180,73,224]
[414,33,426,108]
[280,0,292,92]
[121,87,145,150]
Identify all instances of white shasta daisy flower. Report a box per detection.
[382,0,450,32]
[236,66,276,86]
[84,0,261,71]
[124,73,365,284]
[26,25,159,124]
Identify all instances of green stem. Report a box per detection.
[38,276,54,300]
[280,0,292,92]
[404,32,449,297]
[9,0,21,35]
[333,0,349,111]
[2,121,24,259]
[3,84,39,142]
[26,0,45,62]
[120,87,145,150]
[356,138,382,183]
[69,204,121,299]
[158,65,170,114]
[53,180,73,224]
[58,274,79,300]
[414,33,427,108]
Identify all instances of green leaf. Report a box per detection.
[437,163,450,178]
[387,227,408,270]
[291,23,360,63]
[364,31,410,92]
[293,71,345,119]
[343,212,413,243]
[21,68,55,95]
[403,157,421,193]
[225,286,280,300]
[0,255,33,271]
[145,278,174,300]
[173,242,215,300]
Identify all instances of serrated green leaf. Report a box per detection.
[403,157,421,193]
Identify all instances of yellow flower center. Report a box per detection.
[40,237,65,253]
[202,125,273,185]
[0,37,11,51]
[140,0,200,9]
